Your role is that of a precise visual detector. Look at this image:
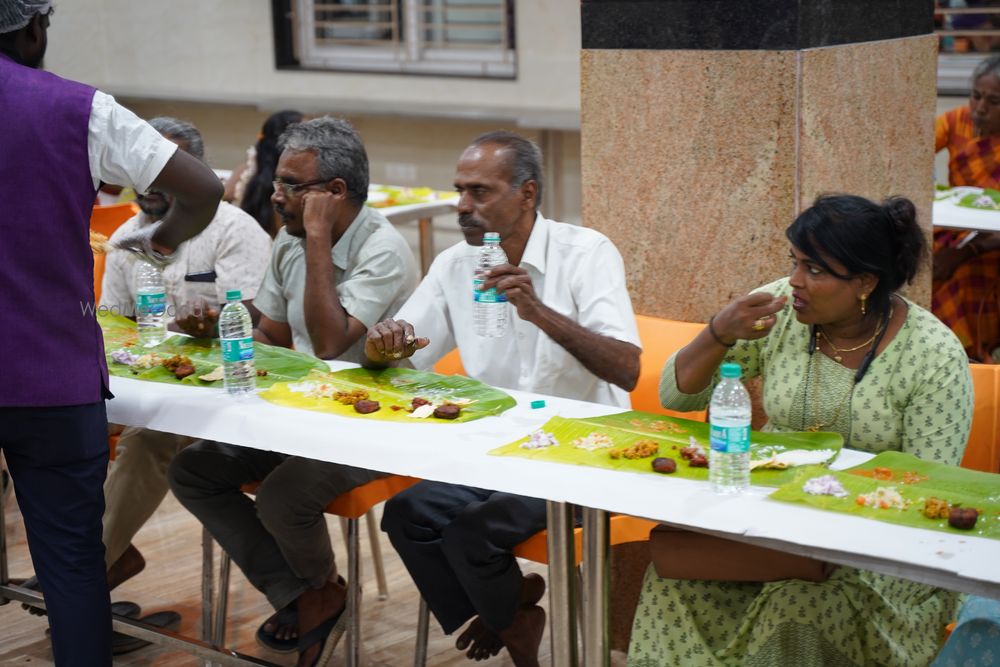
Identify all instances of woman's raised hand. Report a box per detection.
[712,292,787,344]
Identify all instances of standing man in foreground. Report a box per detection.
[0,1,222,664]
[368,131,641,666]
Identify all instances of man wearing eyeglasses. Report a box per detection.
[169,117,418,666]
[0,1,223,664]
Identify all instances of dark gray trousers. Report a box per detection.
[169,441,384,611]
[381,481,547,634]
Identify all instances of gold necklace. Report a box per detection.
[816,307,893,364]
[803,352,855,432]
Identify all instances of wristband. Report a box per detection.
[708,315,736,348]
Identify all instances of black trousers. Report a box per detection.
[381,481,547,634]
[1,402,111,666]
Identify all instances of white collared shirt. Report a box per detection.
[398,214,641,408]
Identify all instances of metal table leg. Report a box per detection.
[546,500,578,667]
[201,525,215,666]
[417,217,435,276]
[582,507,609,667]
[0,466,9,600]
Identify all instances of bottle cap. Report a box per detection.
[720,362,742,379]
[484,232,500,243]
[530,399,546,409]
[226,290,242,301]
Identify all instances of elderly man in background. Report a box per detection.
[88,117,271,653]
[0,1,222,664]
[368,131,641,667]
[169,117,419,667]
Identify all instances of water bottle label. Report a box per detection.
[221,337,254,362]
[136,292,166,316]
[473,278,507,303]
[709,424,750,454]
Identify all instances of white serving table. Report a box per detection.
[106,367,1000,665]
[5,366,997,667]
[933,186,1000,232]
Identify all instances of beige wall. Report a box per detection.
[45,0,581,119]
[45,1,584,260]
[582,36,939,320]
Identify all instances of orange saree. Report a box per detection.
[933,106,1000,359]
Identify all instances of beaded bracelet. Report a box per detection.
[708,315,735,348]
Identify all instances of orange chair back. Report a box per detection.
[965,364,1000,473]
[240,475,421,520]
[512,515,658,565]
[632,315,706,420]
[91,203,138,304]
[434,315,706,420]
[434,348,466,376]
[90,202,138,238]
[93,251,107,305]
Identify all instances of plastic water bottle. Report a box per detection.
[219,289,256,396]
[709,362,751,494]
[134,260,167,347]
[473,232,509,337]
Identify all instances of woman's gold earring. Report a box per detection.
[860,294,868,316]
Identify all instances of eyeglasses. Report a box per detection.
[272,178,327,197]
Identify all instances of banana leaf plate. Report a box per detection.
[489,411,843,487]
[769,451,1000,540]
[100,314,326,389]
[259,367,516,424]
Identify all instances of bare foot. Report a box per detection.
[456,617,503,660]
[520,573,545,606]
[455,573,547,661]
[106,544,146,591]
[497,605,546,667]
[295,579,346,667]
[262,606,297,642]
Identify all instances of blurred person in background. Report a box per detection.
[0,0,222,664]
[225,109,304,236]
[933,54,1000,360]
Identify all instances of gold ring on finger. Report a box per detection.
[391,351,402,359]
[752,318,766,331]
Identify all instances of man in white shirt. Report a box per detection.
[92,118,271,653]
[367,131,641,667]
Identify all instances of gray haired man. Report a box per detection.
[169,117,419,667]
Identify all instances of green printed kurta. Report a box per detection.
[628,279,974,667]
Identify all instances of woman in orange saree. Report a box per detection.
[934,54,1000,360]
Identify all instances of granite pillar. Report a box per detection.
[581,0,937,319]
[579,1,938,652]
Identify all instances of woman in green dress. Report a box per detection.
[628,194,974,667]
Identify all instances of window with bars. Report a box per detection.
[275,0,516,78]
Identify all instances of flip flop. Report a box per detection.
[297,604,349,667]
[18,577,45,616]
[111,610,182,655]
[255,605,298,654]
[20,578,141,619]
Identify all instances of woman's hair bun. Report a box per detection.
[881,196,924,285]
